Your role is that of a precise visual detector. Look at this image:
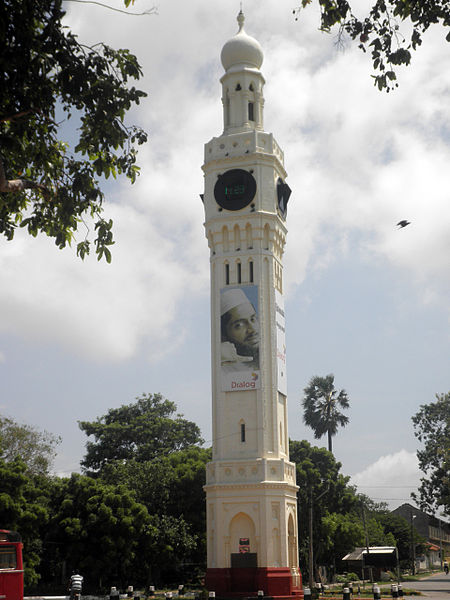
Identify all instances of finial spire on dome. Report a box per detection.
[221,9,264,72]
[237,9,245,32]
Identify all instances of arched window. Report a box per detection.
[224,89,230,127]
[245,223,252,249]
[222,225,229,252]
[248,101,254,121]
[234,224,241,251]
[263,223,270,250]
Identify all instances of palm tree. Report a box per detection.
[302,374,349,453]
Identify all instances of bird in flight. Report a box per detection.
[397,220,411,229]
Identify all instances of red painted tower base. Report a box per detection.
[206,567,303,600]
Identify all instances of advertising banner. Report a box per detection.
[275,289,287,395]
[220,285,260,392]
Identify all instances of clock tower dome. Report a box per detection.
[202,12,302,599]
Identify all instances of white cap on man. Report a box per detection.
[220,288,250,316]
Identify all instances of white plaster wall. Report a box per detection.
[205,481,299,568]
[202,36,299,572]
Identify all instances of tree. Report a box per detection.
[0,458,50,587]
[293,1,450,91]
[412,392,450,516]
[98,446,210,532]
[42,473,151,589]
[137,514,198,587]
[97,445,210,583]
[79,393,204,472]
[301,374,349,453]
[377,513,426,568]
[0,415,61,475]
[321,512,365,568]
[289,440,359,581]
[0,0,148,261]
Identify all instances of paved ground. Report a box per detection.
[408,572,450,598]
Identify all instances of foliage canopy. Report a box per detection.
[79,393,204,472]
[0,0,148,261]
[290,440,359,577]
[294,1,450,91]
[301,374,349,453]
[412,392,450,516]
[43,473,151,587]
[0,415,61,475]
[0,458,50,586]
[98,446,211,584]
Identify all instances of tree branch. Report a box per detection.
[64,0,158,16]
[0,155,52,199]
[0,108,42,123]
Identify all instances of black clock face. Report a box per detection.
[214,169,256,211]
[276,177,291,219]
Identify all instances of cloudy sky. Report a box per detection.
[1,0,449,511]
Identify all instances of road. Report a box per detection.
[409,572,450,598]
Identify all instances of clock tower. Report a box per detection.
[202,12,302,599]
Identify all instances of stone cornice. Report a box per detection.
[202,150,286,179]
[204,481,299,492]
[205,209,288,233]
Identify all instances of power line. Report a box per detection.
[353,485,418,489]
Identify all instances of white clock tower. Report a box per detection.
[202,12,303,599]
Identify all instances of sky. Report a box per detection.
[1,0,449,513]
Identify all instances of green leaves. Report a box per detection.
[79,393,204,473]
[412,392,450,516]
[94,218,114,263]
[0,0,148,260]
[45,474,151,585]
[301,373,349,453]
[289,440,359,577]
[0,395,206,590]
[77,397,208,586]
[0,457,51,586]
[294,0,450,91]
[0,416,61,476]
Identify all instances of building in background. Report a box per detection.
[392,503,450,570]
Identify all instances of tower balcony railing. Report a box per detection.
[205,130,284,165]
[205,457,297,486]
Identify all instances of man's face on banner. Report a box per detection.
[224,301,259,355]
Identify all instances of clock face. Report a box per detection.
[214,169,257,211]
[276,177,291,219]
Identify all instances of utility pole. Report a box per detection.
[309,485,329,590]
[410,511,417,576]
[361,503,373,584]
[309,488,314,591]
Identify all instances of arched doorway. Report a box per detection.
[288,513,297,568]
[229,512,256,555]
[229,512,257,592]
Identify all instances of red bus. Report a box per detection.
[0,530,23,600]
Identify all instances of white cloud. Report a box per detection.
[0,192,208,362]
[1,0,449,364]
[351,450,421,509]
